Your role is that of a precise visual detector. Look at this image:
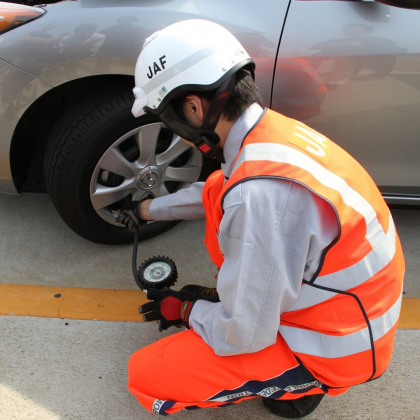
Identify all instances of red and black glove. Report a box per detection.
[139,289,197,331]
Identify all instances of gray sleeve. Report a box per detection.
[189,179,338,356]
[149,182,206,220]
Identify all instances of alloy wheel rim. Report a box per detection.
[89,122,202,226]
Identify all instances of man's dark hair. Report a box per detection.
[171,70,263,122]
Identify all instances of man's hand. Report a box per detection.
[139,289,198,331]
[115,201,148,232]
[180,284,220,302]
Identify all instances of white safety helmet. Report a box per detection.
[131,19,255,163]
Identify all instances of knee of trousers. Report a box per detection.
[127,346,160,397]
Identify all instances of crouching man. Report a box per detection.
[119,19,404,418]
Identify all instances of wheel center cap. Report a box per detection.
[137,167,161,190]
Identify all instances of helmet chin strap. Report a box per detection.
[157,75,236,164]
[192,76,236,163]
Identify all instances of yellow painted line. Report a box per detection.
[397,298,420,329]
[0,284,148,322]
[0,283,419,328]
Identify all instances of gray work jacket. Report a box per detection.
[150,104,338,356]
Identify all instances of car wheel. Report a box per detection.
[44,80,204,244]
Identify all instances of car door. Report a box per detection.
[272,0,420,204]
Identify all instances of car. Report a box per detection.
[0,0,419,244]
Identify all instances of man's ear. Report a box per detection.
[183,95,206,124]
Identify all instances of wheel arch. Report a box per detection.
[10,74,134,193]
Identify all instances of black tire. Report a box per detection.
[44,79,205,244]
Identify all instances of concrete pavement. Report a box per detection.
[0,193,419,419]
[1,193,419,296]
[1,317,419,420]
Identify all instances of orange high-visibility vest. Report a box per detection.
[202,109,405,389]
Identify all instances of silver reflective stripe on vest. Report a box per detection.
[289,213,396,311]
[279,291,402,358]
[231,143,386,249]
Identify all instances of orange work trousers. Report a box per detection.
[128,329,347,415]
